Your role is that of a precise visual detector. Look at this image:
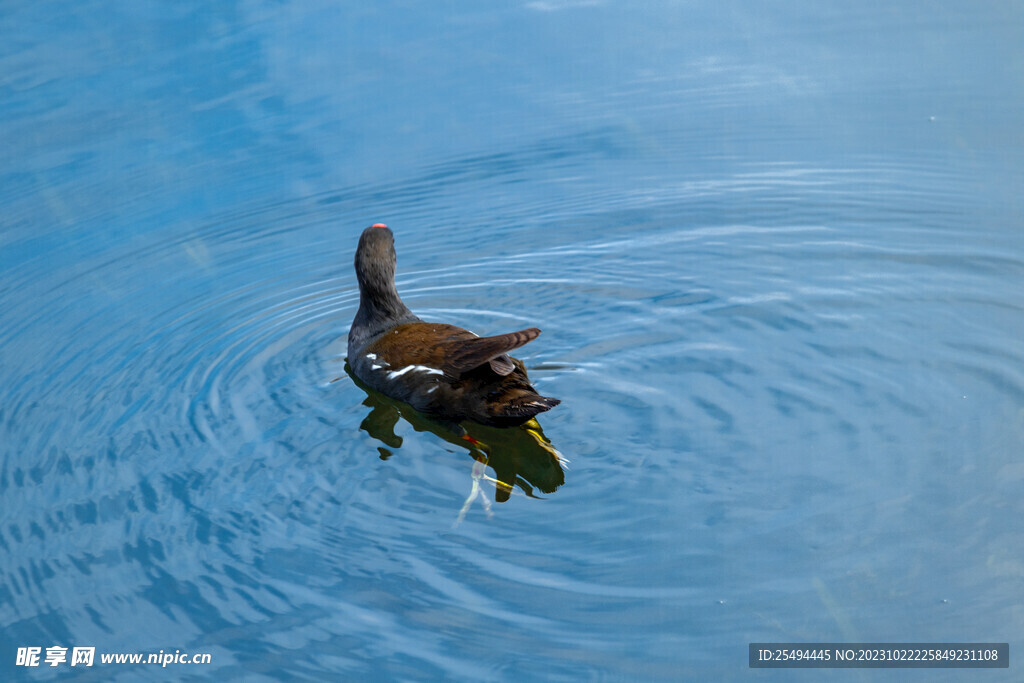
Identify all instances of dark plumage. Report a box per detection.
[347,224,560,427]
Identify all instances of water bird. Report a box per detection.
[347,224,560,430]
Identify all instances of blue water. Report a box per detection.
[3,1,1023,680]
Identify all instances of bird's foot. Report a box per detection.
[453,456,494,527]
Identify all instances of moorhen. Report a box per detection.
[347,224,560,428]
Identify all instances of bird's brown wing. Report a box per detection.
[436,328,541,376]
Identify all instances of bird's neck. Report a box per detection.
[352,281,416,337]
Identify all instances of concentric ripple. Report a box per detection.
[4,149,1022,679]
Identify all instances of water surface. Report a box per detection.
[2,1,1022,680]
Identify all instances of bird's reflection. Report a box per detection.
[344,362,566,517]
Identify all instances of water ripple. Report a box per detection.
[3,142,1022,679]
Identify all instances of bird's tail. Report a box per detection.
[488,392,560,427]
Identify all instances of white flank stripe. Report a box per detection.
[387,364,445,380]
